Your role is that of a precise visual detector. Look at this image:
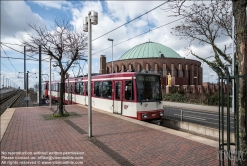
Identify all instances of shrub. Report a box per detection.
[163,91,231,107]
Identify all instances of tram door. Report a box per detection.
[113,81,122,114]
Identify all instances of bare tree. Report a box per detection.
[21,18,87,116]
[168,0,247,164]
[169,1,232,75]
[233,0,247,164]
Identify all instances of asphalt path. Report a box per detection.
[163,102,235,132]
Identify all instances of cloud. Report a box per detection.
[68,0,223,80]
[1,1,44,39]
[1,1,230,87]
[31,1,72,10]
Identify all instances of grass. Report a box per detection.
[41,112,82,120]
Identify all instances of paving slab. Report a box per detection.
[0,105,221,166]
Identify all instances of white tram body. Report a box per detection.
[48,72,164,121]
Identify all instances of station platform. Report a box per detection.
[1,104,220,165]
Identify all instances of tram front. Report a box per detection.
[136,73,164,122]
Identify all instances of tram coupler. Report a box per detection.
[150,119,162,126]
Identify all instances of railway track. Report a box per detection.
[0,90,24,116]
[0,90,20,105]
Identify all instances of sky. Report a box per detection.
[1,0,233,89]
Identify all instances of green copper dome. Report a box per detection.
[119,42,182,60]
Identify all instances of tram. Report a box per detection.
[45,72,164,121]
[42,81,49,98]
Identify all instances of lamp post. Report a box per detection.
[83,10,98,138]
[108,38,114,73]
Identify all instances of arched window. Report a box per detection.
[182,69,185,77]
[149,68,154,73]
[174,68,178,77]
[167,67,171,75]
[158,68,163,75]
[141,69,146,73]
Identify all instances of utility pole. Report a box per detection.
[49,56,52,108]
[2,76,4,88]
[26,71,29,107]
[231,17,235,113]
[67,73,70,105]
[39,45,42,106]
[0,42,1,90]
[24,46,26,90]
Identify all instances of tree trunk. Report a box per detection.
[233,0,247,164]
[59,72,65,116]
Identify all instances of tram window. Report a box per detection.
[65,83,68,92]
[137,75,161,101]
[94,81,102,97]
[79,82,84,95]
[75,82,83,94]
[69,84,74,93]
[68,83,71,93]
[103,81,112,99]
[115,82,120,100]
[85,83,88,96]
[75,83,79,94]
[125,80,133,100]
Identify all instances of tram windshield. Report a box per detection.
[136,75,162,102]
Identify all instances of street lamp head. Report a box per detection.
[90,10,98,25]
[108,38,114,42]
[83,16,88,32]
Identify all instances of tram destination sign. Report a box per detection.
[137,75,157,82]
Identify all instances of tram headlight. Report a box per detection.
[142,114,148,119]
[160,112,164,117]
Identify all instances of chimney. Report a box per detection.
[100,55,106,74]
